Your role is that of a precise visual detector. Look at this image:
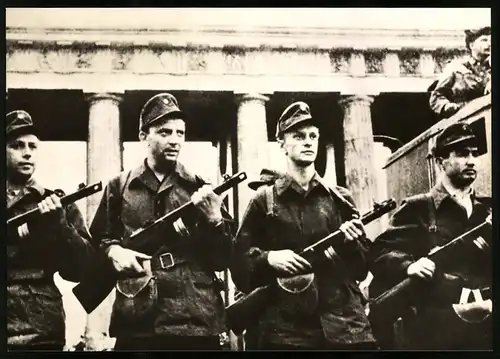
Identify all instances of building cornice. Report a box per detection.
[6,26,466,51]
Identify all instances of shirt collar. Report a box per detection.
[274,171,328,196]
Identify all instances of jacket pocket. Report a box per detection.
[113,274,158,327]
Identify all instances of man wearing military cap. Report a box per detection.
[232,101,376,350]
[89,93,234,350]
[429,26,491,119]
[369,122,492,349]
[6,110,94,351]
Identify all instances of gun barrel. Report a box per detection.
[7,182,103,228]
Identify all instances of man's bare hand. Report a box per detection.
[192,184,223,224]
[106,245,151,274]
[38,193,65,222]
[407,257,436,280]
[340,218,365,242]
[267,249,312,275]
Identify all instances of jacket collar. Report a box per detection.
[129,159,199,193]
[468,55,490,70]
[274,171,329,196]
[430,181,487,209]
[7,176,45,197]
[7,177,46,208]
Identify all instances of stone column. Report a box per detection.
[339,95,380,239]
[83,92,122,350]
[235,93,269,222]
[85,92,123,223]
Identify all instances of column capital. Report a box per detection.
[84,92,123,106]
[338,94,376,108]
[234,92,270,105]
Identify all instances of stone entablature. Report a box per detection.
[7,26,466,93]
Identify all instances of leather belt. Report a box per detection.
[150,252,188,271]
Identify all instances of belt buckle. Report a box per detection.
[159,252,175,269]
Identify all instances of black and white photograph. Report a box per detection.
[5,7,492,352]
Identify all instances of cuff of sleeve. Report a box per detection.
[255,251,271,272]
[100,239,122,253]
[399,259,414,276]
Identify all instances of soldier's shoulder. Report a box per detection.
[474,192,492,205]
[442,57,471,76]
[400,193,431,209]
[250,184,273,207]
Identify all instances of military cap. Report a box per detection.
[276,101,315,138]
[465,26,491,49]
[248,168,285,191]
[139,93,186,131]
[433,122,478,156]
[6,110,39,139]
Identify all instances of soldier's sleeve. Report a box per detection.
[429,68,459,118]
[89,176,123,253]
[231,192,275,293]
[333,186,371,281]
[56,202,95,282]
[196,202,236,271]
[369,200,429,283]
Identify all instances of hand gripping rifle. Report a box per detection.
[7,182,103,229]
[73,172,247,314]
[225,198,397,335]
[369,214,492,323]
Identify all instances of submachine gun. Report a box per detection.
[7,182,103,235]
[73,172,247,314]
[369,214,492,324]
[226,198,397,335]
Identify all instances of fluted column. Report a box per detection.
[339,94,380,239]
[83,93,122,350]
[235,93,269,222]
[85,93,123,223]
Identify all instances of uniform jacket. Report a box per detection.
[7,178,94,348]
[232,173,375,348]
[429,56,491,119]
[90,160,234,338]
[369,183,492,349]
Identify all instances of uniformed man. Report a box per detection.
[369,122,492,350]
[429,26,491,119]
[89,93,234,350]
[231,102,377,350]
[6,110,94,351]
